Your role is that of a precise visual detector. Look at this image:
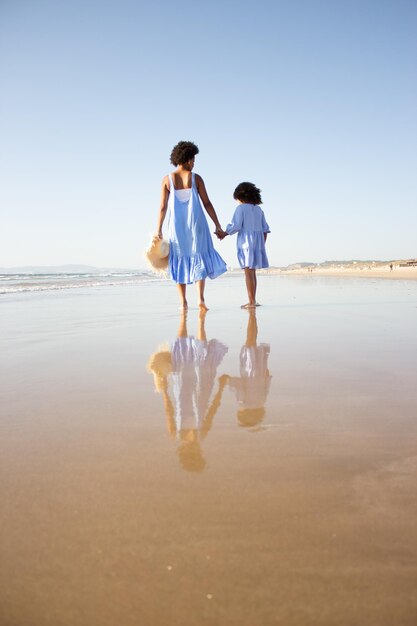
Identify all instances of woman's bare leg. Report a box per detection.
[176,283,188,310]
[196,279,208,310]
[242,268,257,308]
[197,308,207,341]
[178,310,188,337]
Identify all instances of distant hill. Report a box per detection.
[284,259,399,270]
[285,262,316,270]
[318,260,386,267]
[0,265,139,274]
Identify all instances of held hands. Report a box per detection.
[214,227,227,240]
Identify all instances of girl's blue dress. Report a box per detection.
[226,204,270,269]
[167,173,227,284]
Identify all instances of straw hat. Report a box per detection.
[145,235,169,272]
[147,346,172,391]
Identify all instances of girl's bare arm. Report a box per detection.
[156,176,170,238]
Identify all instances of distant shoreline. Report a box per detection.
[2,260,417,281]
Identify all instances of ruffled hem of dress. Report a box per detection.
[237,250,269,270]
[169,250,227,284]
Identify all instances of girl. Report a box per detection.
[220,182,270,308]
[220,308,271,430]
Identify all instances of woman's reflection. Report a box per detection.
[147,310,228,472]
[222,309,271,431]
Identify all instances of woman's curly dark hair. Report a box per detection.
[170,141,199,166]
[233,182,263,205]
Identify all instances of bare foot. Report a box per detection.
[241,303,256,309]
[199,302,209,311]
[180,302,188,311]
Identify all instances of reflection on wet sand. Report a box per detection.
[2,278,417,625]
[148,309,272,470]
[147,311,228,472]
[223,309,271,431]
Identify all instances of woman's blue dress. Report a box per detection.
[167,173,227,284]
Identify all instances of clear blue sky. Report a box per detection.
[1,0,416,268]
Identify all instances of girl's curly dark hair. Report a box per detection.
[233,182,263,205]
[170,141,199,166]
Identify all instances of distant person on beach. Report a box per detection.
[156,141,226,310]
[217,182,270,308]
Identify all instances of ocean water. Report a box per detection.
[0,270,167,294]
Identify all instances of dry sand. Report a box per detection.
[1,274,416,626]
[272,262,417,281]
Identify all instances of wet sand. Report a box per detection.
[1,275,417,625]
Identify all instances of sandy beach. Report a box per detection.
[1,274,417,626]
[270,262,417,281]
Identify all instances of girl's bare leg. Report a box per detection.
[242,268,257,308]
[176,283,188,310]
[196,279,208,310]
[245,308,258,346]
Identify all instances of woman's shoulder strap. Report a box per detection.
[193,172,202,190]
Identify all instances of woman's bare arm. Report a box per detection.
[195,174,222,232]
[200,375,229,439]
[156,176,170,238]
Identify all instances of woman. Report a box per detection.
[156,140,227,310]
[147,310,229,472]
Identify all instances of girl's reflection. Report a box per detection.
[147,310,228,472]
[222,309,271,431]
